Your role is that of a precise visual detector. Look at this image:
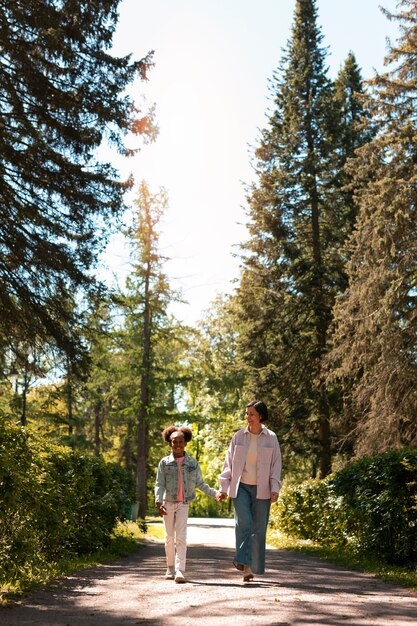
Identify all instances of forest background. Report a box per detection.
[2,0,417,527]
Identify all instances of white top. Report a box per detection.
[240,432,259,485]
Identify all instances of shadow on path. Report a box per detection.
[1,536,417,625]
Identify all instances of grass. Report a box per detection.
[145,521,165,541]
[0,521,146,605]
[266,528,417,591]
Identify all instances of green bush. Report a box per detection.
[271,449,417,565]
[271,478,349,546]
[188,490,222,517]
[0,418,135,584]
[332,450,417,564]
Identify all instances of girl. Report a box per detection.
[155,425,219,583]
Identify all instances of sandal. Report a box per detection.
[233,561,244,571]
[243,565,254,582]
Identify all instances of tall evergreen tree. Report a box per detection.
[121,181,179,517]
[0,0,154,359]
[327,0,417,456]
[320,52,373,456]
[332,52,373,270]
[235,0,368,476]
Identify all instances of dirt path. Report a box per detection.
[2,518,417,626]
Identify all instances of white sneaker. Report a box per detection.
[165,567,175,579]
[175,570,186,583]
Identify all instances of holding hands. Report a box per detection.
[157,492,275,514]
[216,491,277,503]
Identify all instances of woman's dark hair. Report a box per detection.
[246,400,268,423]
[162,425,193,443]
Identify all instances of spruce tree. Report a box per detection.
[332,52,373,267]
[327,0,417,456]
[0,0,153,358]
[236,0,368,476]
[121,181,178,517]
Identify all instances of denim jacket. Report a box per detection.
[155,452,217,504]
[219,426,282,499]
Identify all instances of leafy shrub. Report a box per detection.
[0,418,135,584]
[271,477,349,546]
[332,450,417,564]
[188,490,221,517]
[270,449,417,565]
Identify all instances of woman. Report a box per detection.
[217,400,281,582]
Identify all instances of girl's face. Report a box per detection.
[245,406,262,431]
[169,431,186,457]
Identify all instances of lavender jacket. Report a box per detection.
[219,426,282,499]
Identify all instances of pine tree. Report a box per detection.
[235,0,368,476]
[332,52,374,272]
[0,0,154,359]
[327,0,417,456]
[121,181,179,518]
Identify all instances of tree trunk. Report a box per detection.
[123,420,135,472]
[136,415,148,519]
[309,145,332,478]
[94,400,101,457]
[136,257,151,519]
[318,389,332,477]
[66,356,74,439]
[21,363,29,427]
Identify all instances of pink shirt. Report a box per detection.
[219,426,282,499]
[177,456,185,501]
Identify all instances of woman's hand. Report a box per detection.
[270,492,279,504]
[156,502,167,516]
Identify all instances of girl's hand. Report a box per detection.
[216,491,228,502]
[156,502,167,516]
[270,492,279,504]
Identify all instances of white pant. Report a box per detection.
[163,501,189,572]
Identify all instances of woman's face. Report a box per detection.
[245,406,261,430]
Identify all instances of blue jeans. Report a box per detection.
[233,483,271,574]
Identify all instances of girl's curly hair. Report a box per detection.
[162,425,192,443]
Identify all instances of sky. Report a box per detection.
[102,0,400,326]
